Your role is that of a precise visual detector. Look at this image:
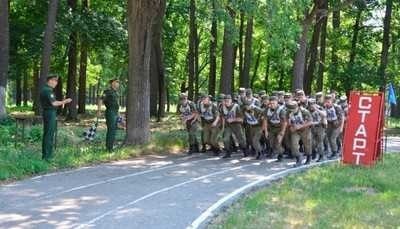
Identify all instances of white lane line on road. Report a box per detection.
[188,159,339,229]
[74,161,266,229]
[24,156,218,203]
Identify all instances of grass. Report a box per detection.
[0,113,187,182]
[210,154,400,229]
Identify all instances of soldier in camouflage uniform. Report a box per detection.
[286,101,313,166]
[242,100,265,159]
[264,96,287,161]
[283,93,292,104]
[178,93,200,154]
[324,94,344,158]
[199,95,221,155]
[221,95,247,158]
[308,98,327,161]
[243,89,261,154]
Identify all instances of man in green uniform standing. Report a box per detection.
[40,75,72,161]
[102,79,120,152]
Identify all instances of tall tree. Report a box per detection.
[316,0,328,91]
[126,0,163,145]
[220,2,236,95]
[208,0,218,97]
[378,0,393,91]
[37,0,60,115]
[188,0,198,100]
[78,0,89,114]
[150,0,167,120]
[345,8,363,93]
[292,2,318,90]
[330,0,341,89]
[65,0,78,120]
[241,15,253,88]
[0,0,9,120]
[238,10,245,84]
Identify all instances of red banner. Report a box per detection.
[342,91,385,166]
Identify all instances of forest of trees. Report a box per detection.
[0,0,398,144]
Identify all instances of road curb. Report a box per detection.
[188,159,340,229]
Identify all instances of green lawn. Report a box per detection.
[0,113,186,182]
[210,154,400,229]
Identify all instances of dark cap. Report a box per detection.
[109,78,119,84]
[258,90,267,96]
[271,91,278,96]
[286,101,298,110]
[46,75,59,81]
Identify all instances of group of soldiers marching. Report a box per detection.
[178,88,348,167]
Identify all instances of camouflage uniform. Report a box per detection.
[324,97,344,158]
[199,99,221,155]
[309,99,327,161]
[243,103,265,159]
[178,96,200,154]
[286,101,313,166]
[265,97,287,161]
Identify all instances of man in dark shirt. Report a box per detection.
[102,79,120,152]
[40,75,72,161]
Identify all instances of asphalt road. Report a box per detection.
[1,137,399,229]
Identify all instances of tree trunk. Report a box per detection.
[378,0,393,91]
[150,0,166,120]
[126,0,162,145]
[65,0,78,121]
[241,16,253,88]
[238,10,245,84]
[304,2,324,94]
[292,4,318,91]
[55,75,63,114]
[208,0,218,97]
[78,0,89,114]
[38,0,60,115]
[330,0,340,89]
[0,0,9,120]
[32,64,40,114]
[316,2,327,92]
[250,45,261,88]
[264,55,270,90]
[188,0,197,100]
[16,73,22,107]
[344,9,362,93]
[220,3,235,95]
[23,71,28,106]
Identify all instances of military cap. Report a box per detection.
[109,78,119,84]
[47,75,59,81]
[286,101,298,110]
[324,94,333,100]
[308,98,316,104]
[245,88,253,96]
[284,92,292,98]
[340,95,347,101]
[278,91,285,96]
[296,89,305,96]
[224,94,232,100]
[315,92,323,97]
[269,95,278,101]
[261,95,269,101]
[258,90,267,96]
[239,88,246,93]
[271,91,279,96]
[179,93,188,99]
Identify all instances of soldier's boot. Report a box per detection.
[212,147,220,156]
[312,149,317,160]
[305,155,312,165]
[187,145,194,155]
[201,144,207,153]
[276,154,283,162]
[293,156,302,167]
[255,151,263,160]
[242,148,249,157]
[194,144,200,153]
[222,150,231,159]
[317,153,325,162]
[328,151,338,159]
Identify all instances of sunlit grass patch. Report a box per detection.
[210,154,400,229]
